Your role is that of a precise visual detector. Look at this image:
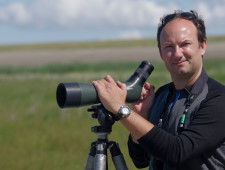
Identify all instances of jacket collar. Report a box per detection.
[169,68,208,96]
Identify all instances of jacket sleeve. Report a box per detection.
[128,135,150,168]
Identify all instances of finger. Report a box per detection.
[144,83,155,94]
[143,85,155,99]
[141,83,155,100]
[149,85,155,96]
[92,79,106,90]
[141,83,149,96]
[92,80,98,87]
[143,82,151,90]
[150,85,155,90]
[140,90,146,101]
[117,81,127,91]
[104,75,116,84]
[92,80,101,91]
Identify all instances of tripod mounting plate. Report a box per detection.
[88,104,116,133]
[92,125,112,133]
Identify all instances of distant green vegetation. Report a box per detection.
[0,61,145,74]
[0,39,157,51]
[1,35,225,51]
[0,59,225,170]
[207,35,225,42]
[1,58,225,78]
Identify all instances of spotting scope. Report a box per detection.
[56,60,154,108]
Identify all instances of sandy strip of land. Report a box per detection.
[0,42,224,66]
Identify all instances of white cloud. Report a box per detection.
[213,5,225,18]
[196,1,225,23]
[1,0,225,44]
[0,3,30,24]
[196,3,212,21]
[0,0,177,29]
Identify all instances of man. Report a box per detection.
[92,10,225,170]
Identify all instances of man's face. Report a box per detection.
[159,18,206,79]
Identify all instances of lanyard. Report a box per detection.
[178,93,196,133]
[158,92,196,133]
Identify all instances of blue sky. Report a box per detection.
[0,0,225,45]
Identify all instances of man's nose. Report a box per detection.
[174,46,183,58]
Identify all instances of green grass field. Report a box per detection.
[0,57,225,169]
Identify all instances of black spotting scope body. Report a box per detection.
[56,60,154,108]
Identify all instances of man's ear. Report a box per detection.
[200,39,207,57]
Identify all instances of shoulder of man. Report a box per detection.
[207,77,225,97]
[155,82,173,98]
[198,77,225,119]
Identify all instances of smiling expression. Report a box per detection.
[159,18,207,81]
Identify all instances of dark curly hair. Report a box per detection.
[157,10,207,50]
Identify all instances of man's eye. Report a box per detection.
[182,43,191,47]
[165,45,173,49]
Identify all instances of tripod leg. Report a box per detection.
[109,141,128,170]
[94,141,108,170]
[85,142,96,170]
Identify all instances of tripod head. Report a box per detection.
[86,104,129,170]
[88,104,116,134]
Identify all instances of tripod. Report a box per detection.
[85,104,128,170]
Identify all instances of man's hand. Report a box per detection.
[92,75,127,114]
[131,82,155,119]
[93,75,155,143]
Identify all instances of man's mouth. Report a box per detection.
[173,60,186,65]
[172,57,187,66]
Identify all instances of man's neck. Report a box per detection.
[172,69,202,90]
